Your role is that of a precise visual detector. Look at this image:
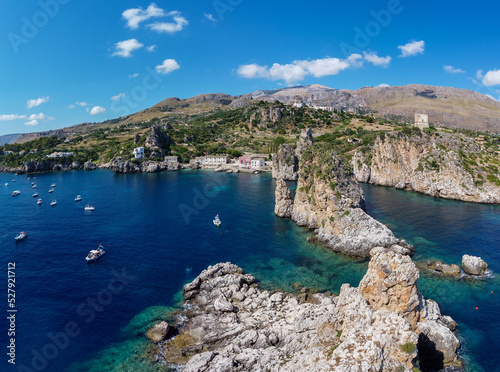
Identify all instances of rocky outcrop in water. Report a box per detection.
[291,146,412,258]
[274,179,294,218]
[461,254,488,276]
[353,131,500,204]
[105,157,180,173]
[155,249,460,371]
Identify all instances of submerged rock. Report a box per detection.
[146,321,170,343]
[424,260,462,277]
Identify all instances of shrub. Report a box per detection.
[399,342,416,353]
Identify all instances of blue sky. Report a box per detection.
[1,0,499,136]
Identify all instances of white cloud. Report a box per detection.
[122,3,165,29]
[378,83,390,87]
[26,96,49,109]
[443,65,465,74]
[111,93,126,101]
[25,119,39,126]
[29,113,46,120]
[112,39,144,58]
[129,73,139,78]
[148,12,188,34]
[146,44,156,52]
[90,106,106,115]
[155,59,180,74]
[0,114,26,121]
[363,52,391,67]
[482,69,500,86]
[68,104,75,109]
[204,13,217,22]
[398,40,425,57]
[76,101,88,107]
[237,54,371,85]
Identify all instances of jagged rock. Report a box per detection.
[107,158,141,173]
[146,321,170,343]
[249,106,283,124]
[425,260,461,276]
[84,161,97,170]
[145,124,175,157]
[359,247,421,327]
[291,147,411,258]
[160,259,430,371]
[71,161,81,169]
[274,179,293,218]
[295,128,313,157]
[417,320,461,369]
[462,254,488,276]
[272,144,298,181]
[134,133,140,144]
[352,131,500,203]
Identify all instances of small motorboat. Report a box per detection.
[32,184,37,189]
[50,200,57,206]
[213,214,221,227]
[75,195,82,202]
[37,198,42,205]
[12,179,16,182]
[84,204,95,211]
[15,231,27,241]
[11,190,20,196]
[48,188,54,193]
[51,183,56,187]
[5,183,8,186]
[33,192,39,197]
[86,244,105,262]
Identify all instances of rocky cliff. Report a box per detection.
[272,128,314,181]
[353,131,500,204]
[155,248,460,371]
[289,145,412,258]
[105,157,180,173]
[145,124,175,158]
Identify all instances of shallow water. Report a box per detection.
[0,171,498,371]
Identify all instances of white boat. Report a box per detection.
[5,183,8,186]
[15,231,27,241]
[32,184,37,189]
[51,183,56,187]
[213,214,221,227]
[48,188,54,193]
[86,244,105,261]
[11,190,20,196]
[50,200,57,206]
[12,179,15,182]
[37,198,42,205]
[75,195,82,202]
[32,192,39,197]
[84,204,95,211]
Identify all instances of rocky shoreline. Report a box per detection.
[150,248,461,372]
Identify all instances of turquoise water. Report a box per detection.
[0,170,498,371]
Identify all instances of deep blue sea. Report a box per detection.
[0,170,499,372]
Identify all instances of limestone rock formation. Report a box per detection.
[423,260,461,277]
[462,254,488,276]
[145,124,175,158]
[274,179,293,218]
[352,131,500,204]
[359,247,421,327]
[249,106,283,124]
[272,144,299,181]
[84,161,97,170]
[146,321,170,343]
[155,251,460,371]
[291,147,411,258]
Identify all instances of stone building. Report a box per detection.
[415,114,429,129]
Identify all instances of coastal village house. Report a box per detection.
[164,156,179,163]
[194,156,228,165]
[414,114,429,129]
[133,147,144,159]
[239,155,266,170]
[251,157,265,169]
[46,151,74,158]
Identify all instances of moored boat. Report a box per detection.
[48,188,54,193]
[37,198,42,205]
[86,244,105,261]
[33,192,39,197]
[75,195,82,202]
[15,231,27,241]
[213,214,221,227]
[84,204,95,211]
[12,190,20,196]
[50,200,57,206]
[51,183,56,187]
